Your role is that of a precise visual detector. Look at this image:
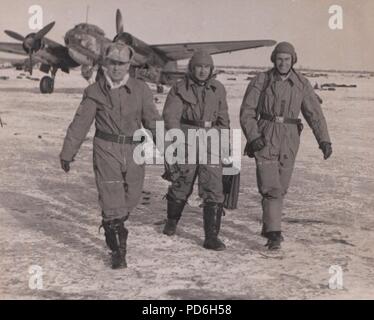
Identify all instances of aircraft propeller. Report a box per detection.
[4,30,25,42]
[113,9,133,46]
[4,21,55,75]
[116,9,124,34]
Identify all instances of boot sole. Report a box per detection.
[268,246,281,251]
[112,263,127,269]
[111,256,127,269]
[265,243,281,250]
[163,230,176,236]
[203,244,226,251]
[204,247,226,251]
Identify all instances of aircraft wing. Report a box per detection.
[0,37,79,73]
[151,40,276,61]
[0,42,26,56]
[160,69,226,86]
[42,37,67,50]
[0,36,65,55]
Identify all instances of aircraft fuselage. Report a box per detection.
[64,23,109,66]
[64,23,172,84]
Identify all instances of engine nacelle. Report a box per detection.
[23,33,43,54]
[114,32,165,67]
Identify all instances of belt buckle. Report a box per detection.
[275,116,284,123]
[117,134,126,144]
[204,121,212,128]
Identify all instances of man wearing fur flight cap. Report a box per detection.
[240,41,332,250]
[60,42,162,269]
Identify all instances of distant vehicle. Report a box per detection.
[0,9,276,94]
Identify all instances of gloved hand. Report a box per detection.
[60,159,71,173]
[244,136,266,158]
[319,141,332,160]
[161,162,181,182]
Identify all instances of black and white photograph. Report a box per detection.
[0,0,373,302]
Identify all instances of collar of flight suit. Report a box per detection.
[103,71,130,90]
[176,75,217,105]
[85,75,135,108]
[186,74,217,91]
[98,73,134,95]
[270,68,304,91]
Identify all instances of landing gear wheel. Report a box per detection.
[157,84,164,94]
[40,76,54,94]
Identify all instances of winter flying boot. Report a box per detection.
[264,231,284,250]
[102,218,128,269]
[203,204,226,251]
[163,199,185,236]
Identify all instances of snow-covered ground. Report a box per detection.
[0,67,373,299]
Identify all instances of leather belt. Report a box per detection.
[95,129,144,144]
[181,119,217,128]
[260,113,301,125]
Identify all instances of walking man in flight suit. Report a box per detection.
[60,42,162,268]
[240,42,332,250]
[162,50,230,251]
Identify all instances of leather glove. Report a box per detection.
[319,141,332,160]
[244,136,266,158]
[60,159,71,173]
[161,162,181,182]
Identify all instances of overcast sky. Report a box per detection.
[0,0,372,71]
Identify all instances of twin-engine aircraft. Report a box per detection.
[0,9,276,94]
